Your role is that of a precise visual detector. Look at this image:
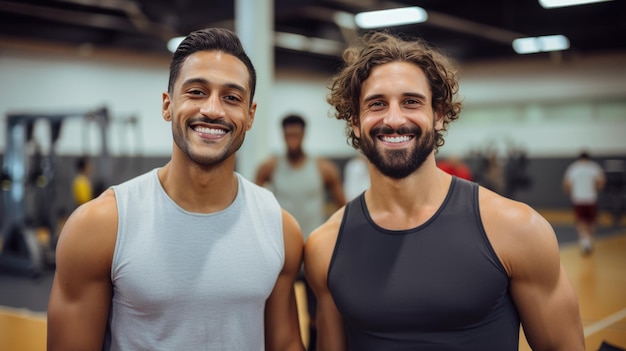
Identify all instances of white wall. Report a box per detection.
[1,42,625,172]
[0,47,170,157]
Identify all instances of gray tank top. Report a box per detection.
[272,156,324,241]
[105,169,284,351]
[328,177,520,350]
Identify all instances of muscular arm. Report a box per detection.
[47,190,118,351]
[264,209,305,351]
[318,158,346,209]
[481,189,584,351]
[304,210,347,351]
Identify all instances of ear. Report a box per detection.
[162,91,172,121]
[246,102,257,131]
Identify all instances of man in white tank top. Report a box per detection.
[255,114,346,350]
[563,150,606,254]
[47,28,305,351]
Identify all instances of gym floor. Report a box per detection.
[1,210,625,351]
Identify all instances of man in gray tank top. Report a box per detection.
[255,114,346,350]
[47,28,305,351]
[304,31,585,350]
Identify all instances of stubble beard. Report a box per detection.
[172,117,244,166]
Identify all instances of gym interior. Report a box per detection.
[0,1,625,350]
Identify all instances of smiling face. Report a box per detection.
[162,50,256,167]
[355,61,443,179]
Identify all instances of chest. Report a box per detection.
[111,213,283,313]
[328,216,509,332]
[273,158,322,196]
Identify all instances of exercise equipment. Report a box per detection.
[0,107,110,276]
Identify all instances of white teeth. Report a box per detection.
[195,127,226,135]
[381,135,411,143]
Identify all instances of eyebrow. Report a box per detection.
[362,92,427,103]
[181,77,248,95]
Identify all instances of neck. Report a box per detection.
[158,152,239,213]
[287,149,305,163]
[368,155,446,207]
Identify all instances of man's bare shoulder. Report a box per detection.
[479,186,550,236]
[306,207,345,255]
[67,188,117,228]
[280,208,304,244]
[56,189,118,269]
[478,186,559,276]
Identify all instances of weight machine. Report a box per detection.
[0,107,110,276]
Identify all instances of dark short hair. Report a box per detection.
[167,28,257,105]
[327,30,463,152]
[281,114,306,129]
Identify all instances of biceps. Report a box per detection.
[47,277,111,351]
[512,266,583,350]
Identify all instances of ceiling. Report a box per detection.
[1,0,625,74]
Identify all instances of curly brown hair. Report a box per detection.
[327,31,463,152]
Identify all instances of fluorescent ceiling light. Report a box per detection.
[274,32,344,56]
[355,7,427,29]
[333,11,357,30]
[274,32,308,52]
[167,36,185,53]
[512,35,570,54]
[539,0,613,9]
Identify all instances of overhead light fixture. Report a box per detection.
[355,7,428,29]
[274,32,344,56]
[167,36,185,53]
[512,35,570,54]
[538,0,613,9]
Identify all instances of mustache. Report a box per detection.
[370,125,421,137]
[188,116,234,130]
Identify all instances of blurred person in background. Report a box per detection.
[343,154,370,201]
[256,113,346,350]
[72,156,94,208]
[563,150,606,255]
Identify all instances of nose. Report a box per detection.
[199,93,226,118]
[382,101,406,129]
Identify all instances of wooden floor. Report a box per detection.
[1,226,625,350]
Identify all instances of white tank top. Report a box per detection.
[272,156,324,241]
[105,169,284,350]
[564,160,604,204]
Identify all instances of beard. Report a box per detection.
[172,116,244,166]
[359,124,435,179]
